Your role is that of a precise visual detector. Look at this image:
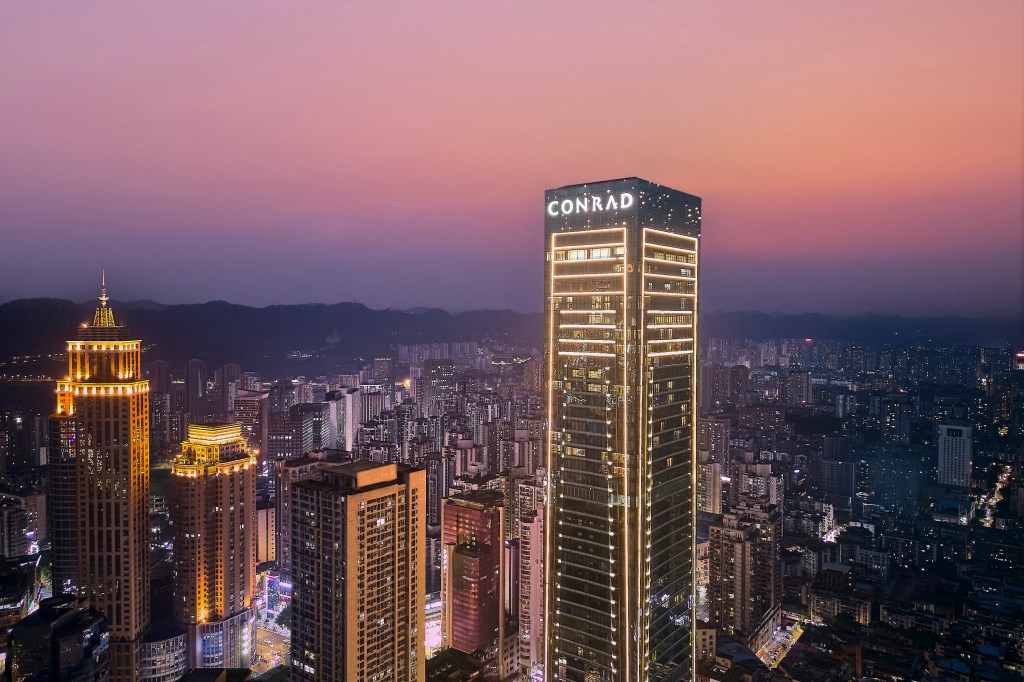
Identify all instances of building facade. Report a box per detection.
[51,279,151,680]
[937,424,972,488]
[171,422,257,669]
[544,178,701,682]
[706,499,782,653]
[441,490,505,656]
[5,595,110,682]
[289,461,425,682]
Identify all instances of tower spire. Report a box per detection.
[92,270,116,328]
[99,269,109,308]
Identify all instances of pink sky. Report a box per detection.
[1,1,1021,316]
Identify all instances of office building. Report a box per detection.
[937,424,973,488]
[289,461,425,682]
[185,359,208,422]
[441,490,504,656]
[807,459,856,500]
[216,363,242,414]
[544,178,701,682]
[51,278,151,679]
[172,422,257,669]
[5,595,110,681]
[232,389,269,466]
[707,499,782,653]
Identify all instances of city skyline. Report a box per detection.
[0,3,1022,681]
[2,2,1021,316]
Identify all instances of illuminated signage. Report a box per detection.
[547,192,634,217]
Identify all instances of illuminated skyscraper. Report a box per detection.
[289,461,425,682]
[52,275,151,680]
[172,422,257,668]
[544,179,701,682]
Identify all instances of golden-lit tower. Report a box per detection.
[52,272,151,680]
[172,421,258,669]
[543,179,701,682]
[289,461,426,682]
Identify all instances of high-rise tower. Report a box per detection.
[172,422,257,668]
[543,179,701,682]
[706,498,782,653]
[52,274,151,680]
[289,461,425,682]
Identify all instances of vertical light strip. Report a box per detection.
[690,233,700,677]
[638,232,648,679]
[621,225,631,682]
[543,229,557,679]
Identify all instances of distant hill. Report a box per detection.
[700,311,1021,348]
[0,299,1018,378]
[0,298,543,378]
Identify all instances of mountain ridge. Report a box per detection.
[0,299,1018,378]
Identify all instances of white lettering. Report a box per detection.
[547,192,635,216]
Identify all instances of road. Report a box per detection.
[253,626,290,674]
[757,622,803,669]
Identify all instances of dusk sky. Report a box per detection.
[1,1,1021,317]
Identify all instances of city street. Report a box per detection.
[253,626,289,674]
[757,623,803,669]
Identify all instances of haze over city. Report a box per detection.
[2,1,1021,316]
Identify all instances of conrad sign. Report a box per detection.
[547,192,635,217]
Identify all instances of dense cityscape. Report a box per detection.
[0,179,1019,682]
[2,3,1022,681]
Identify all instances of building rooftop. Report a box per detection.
[447,489,504,509]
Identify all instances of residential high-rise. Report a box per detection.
[171,422,257,668]
[273,449,349,583]
[289,461,425,682]
[937,424,973,488]
[441,490,505,657]
[696,458,722,514]
[544,178,701,682]
[786,369,812,406]
[518,499,544,681]
[697,417,730,469]
[52,277,151,680]
[420,360,456,418]
[706,498,782,653]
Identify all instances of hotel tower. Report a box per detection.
[543,179,701,682]
[51,275,151,680]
